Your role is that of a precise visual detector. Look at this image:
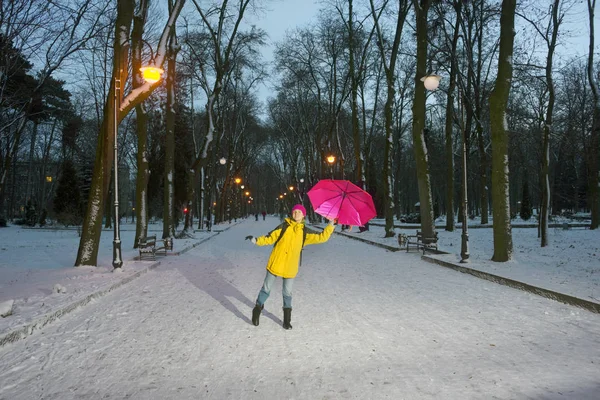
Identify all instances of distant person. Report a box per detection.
[255,212,259,221]
[245,204,336,329]
[261,210,266,221]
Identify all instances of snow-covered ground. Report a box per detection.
[340,217,600,304]
[0,223,217,336]
[0,217,599,399]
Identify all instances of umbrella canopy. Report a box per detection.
[307,179,377,226]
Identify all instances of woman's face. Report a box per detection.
[292,209,304,222]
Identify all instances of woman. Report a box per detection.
[245,204,335,329]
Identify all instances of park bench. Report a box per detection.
[405,230,439,254]
[138,235,157,260]
[156,236,174,256]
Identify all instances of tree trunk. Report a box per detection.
[411,0,435,238]
[74,0,185,266]
[134,103,149,247]
[587,0,600,229]
[183,169,196,232]
[163,36,177,239]
[541,0,560,245]
[489,0,516,262]
[444,0,462,232]
[131,0,150,247]
[370,0,409,237]
[25,121,40,204]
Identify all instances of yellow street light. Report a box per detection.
[140,66,164,84]
[289,186,294,191]
[326,155,336,164]
[235,178,241,184]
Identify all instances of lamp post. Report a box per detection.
[299,178,305,204]
[459,110,470,263]
[113,47,164,270]
[422,73,468,262]
[212,157,226,224]
[234,178,242,220]
[455,82,470,263]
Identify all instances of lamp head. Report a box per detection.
[140,65,164,84]
[326,155,336,164]
[420,74,441,91]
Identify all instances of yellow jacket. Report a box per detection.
[255,218,335,278]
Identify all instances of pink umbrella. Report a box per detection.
[307,179,377,226]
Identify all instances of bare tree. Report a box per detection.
[186,0,265,227]
[411,0,436,239]
[0,0,110,221]
[75,0,186,267]
[586,0,600,229]
[131,0,150,247]
[489,0,516,262]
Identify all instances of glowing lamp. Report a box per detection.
[326,155,336,164]
[420,74,441,91]
[140,66,164,84]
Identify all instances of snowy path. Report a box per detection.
[0,219,599,399]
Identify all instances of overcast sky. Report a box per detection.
[243,0,322,116]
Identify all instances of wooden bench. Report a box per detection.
[138,235,157,260]
[156,237,174,256]
[405,230,439,254]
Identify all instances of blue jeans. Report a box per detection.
[256,271,294,309]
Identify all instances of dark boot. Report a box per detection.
[251,304,263,326]
[282,308,293,330]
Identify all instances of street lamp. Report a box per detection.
[420,74,441,91]
[326,155,336,179]
[234,178,242,219]
[219,157,227,165]
[450,79,470,263]
[113,46,164,270]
